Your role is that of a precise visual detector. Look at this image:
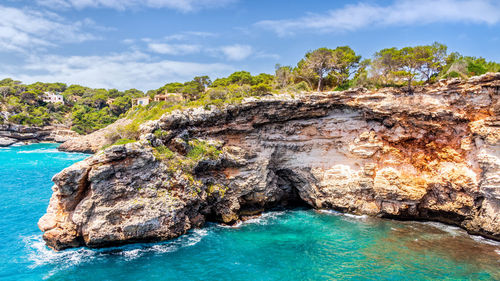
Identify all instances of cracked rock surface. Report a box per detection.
[40,73,500,250]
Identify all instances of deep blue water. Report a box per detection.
[1,143,499,281]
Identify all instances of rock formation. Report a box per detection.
[39,73,500,250]
[58,118,132,153]
[0,124,78,147]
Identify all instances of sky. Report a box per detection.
[1,0,499,91]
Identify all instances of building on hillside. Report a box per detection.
[43,92,64,104]
[153,92,184,103]
[132,96,151,106]
[106,98,115,105]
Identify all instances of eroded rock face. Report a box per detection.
[58,118,132,153]
[0,124,78,146]
[40,73,500,250]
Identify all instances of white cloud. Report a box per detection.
[255,52,280,60]
[148,43,201,55]
[257,0,500,36]
[220,44,253,61]
[1,52,234,90]
[164,31,218,41]
[37,0,236,12]
[143,38,254,61]
[0,5,97,53]
[122,38,135,44]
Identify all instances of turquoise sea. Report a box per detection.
[1,143,499,280]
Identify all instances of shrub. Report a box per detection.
[251,83,272,96]
[187,139,221,160]
[153,145,175,160]
[101,138,136,150]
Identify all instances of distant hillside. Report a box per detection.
[1,43,498,137]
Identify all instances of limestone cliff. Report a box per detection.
[58,118,132,153]
[39,73,500,250]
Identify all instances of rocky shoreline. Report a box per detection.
[39,73,500,250]
[57,118,132,153]
[0,124,79,147]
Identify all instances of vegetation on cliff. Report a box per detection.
[0,79,143,133]
[1,42,499,136]
[38,73,500,250]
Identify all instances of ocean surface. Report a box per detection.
[1,143,499,281]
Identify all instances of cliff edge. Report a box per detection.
[39,73,500,250]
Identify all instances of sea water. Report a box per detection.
[1,143,499,280]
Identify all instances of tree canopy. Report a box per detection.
[295,46,361,91]
[1,42,499,133]
[371,43,448,92]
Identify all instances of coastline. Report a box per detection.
[0,124,79,147]
[38,73,500,250]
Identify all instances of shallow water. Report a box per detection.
[1,144,499,280]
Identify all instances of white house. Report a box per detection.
[132,96,151,106]
[43,91,64,104]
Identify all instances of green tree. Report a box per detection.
[252,73,274,85]
[274,64,293,89]
[251,83,272,96]
[109,96,132,116]
[297,48,335,91]
[296,46,361,91]
[227,71,253,85]
[329,46,362,88]
[351,59,372,88]
[193,75,212,89]
[416,42,447,82]
[372,43,448,93]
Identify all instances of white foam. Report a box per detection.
[318,209,369,220]
[11,142,27,147]
[243,211,288,227]
[24,235,96,269]
[419,221,463,236]
[215,211,288,229]
[471,235,500,246]
[114,228,210,260]
[243,211,285,225]
[318,209,342,216]
[343,213,369,219]
[53,154,89,161]
[216,221,242,229]
[24,228,210,268]
[18,148,60,154]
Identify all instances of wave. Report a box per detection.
[24,228,210,269]
[317,209,341,215]
[470,235,500,247]
[215,210,288,229]
[11,142,27,147]
[117,228,209,261]
[318,209,369,220]
[24,235,96,269]
[343,213,369,219]
[418,221,463,236]
[52,154,89,161]
[242,211,287,225]
[18,148,60,154]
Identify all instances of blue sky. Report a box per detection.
[1,0,499,91]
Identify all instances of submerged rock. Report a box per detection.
[40,73,500,250]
